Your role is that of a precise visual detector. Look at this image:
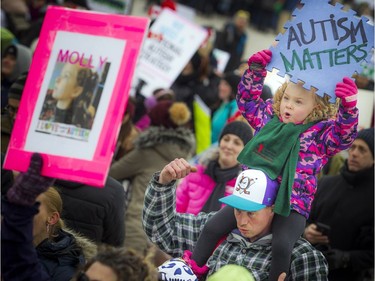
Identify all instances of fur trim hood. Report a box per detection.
[135,126,196,156]
[64,227,98,261]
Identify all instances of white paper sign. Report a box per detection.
[25,31,126,160]
[132,9,207,97]
[213,48,230,73]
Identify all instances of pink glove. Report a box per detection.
[335,77,358,108]
[182,250,209,279]
[248,49,272,70]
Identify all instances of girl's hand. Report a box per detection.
[304,223,330,245]
[159,158,197,185]
[248,49,272,70]
[335,77,358,108]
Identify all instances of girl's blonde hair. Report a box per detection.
[41,187,65,240]
[272,82,339,124]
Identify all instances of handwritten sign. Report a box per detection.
[132,8,207,97]
[267,0,374,102]
[3,7,149,187]
[87,0,133,14]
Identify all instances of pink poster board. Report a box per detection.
[3,6,149,187]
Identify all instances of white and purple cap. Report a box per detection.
[219,169,279,211]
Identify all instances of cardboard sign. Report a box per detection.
[3,6,149,187]
[87,0,133,14]
[267,0,374,102]
[193,95,211,154]
[132,8,207,97]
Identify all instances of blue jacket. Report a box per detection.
[37,229,85,281]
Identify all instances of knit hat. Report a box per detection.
[356,128,374,156]
[1,28,16,56]
[219,121,253,145]
[8,72,28,101]
[222,72,241,96]
[207,265,255,281]
[161,0,177,11]
[220,169,279,211]
[149,100,191,129]
[145,88,175,111]
[158,258,198,281]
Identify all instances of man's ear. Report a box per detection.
[47,212,60,226]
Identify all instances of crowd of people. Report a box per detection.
[1,0,374,281]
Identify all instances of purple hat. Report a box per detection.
[219,169,279,211]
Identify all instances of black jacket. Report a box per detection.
[55,177,126,247]
[37,229,84,281]
[308,162,374,281]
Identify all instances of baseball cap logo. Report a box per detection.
[219,169,279,212]
[235,174,257,195]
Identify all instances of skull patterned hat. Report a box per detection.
[158,258,198,281]
[219,169,279,212]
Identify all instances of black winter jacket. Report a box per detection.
[308,162,374,281]
[56,177,126,247]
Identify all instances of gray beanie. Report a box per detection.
[356,128,374,156]
[219,121,253,145]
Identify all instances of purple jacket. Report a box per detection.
[237,68,358,218]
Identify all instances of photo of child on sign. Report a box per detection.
[36,50,111,141]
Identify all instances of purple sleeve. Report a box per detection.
[236,67,274,132]
[317,105,359,156]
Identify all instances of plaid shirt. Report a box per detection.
[143,173,328,281]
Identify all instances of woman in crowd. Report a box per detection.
[2,153,157,281]
[2,154,97,281]
[211,72,241,144]
[176,121,253,214]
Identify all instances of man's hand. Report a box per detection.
[159,158,197,185]
[304,223,330,245]
[278,272,287,281]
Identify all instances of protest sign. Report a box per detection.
[267,0,374,102]
[132,8,208,97]
[213,48,230,73]
[193,95,211,154]
[3,6,149,187]
[87,0,133,14]
[147,4,196,21]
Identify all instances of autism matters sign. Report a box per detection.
[267,0,374,102]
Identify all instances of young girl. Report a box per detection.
[40,62,98,129]
[184,49,359,280]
